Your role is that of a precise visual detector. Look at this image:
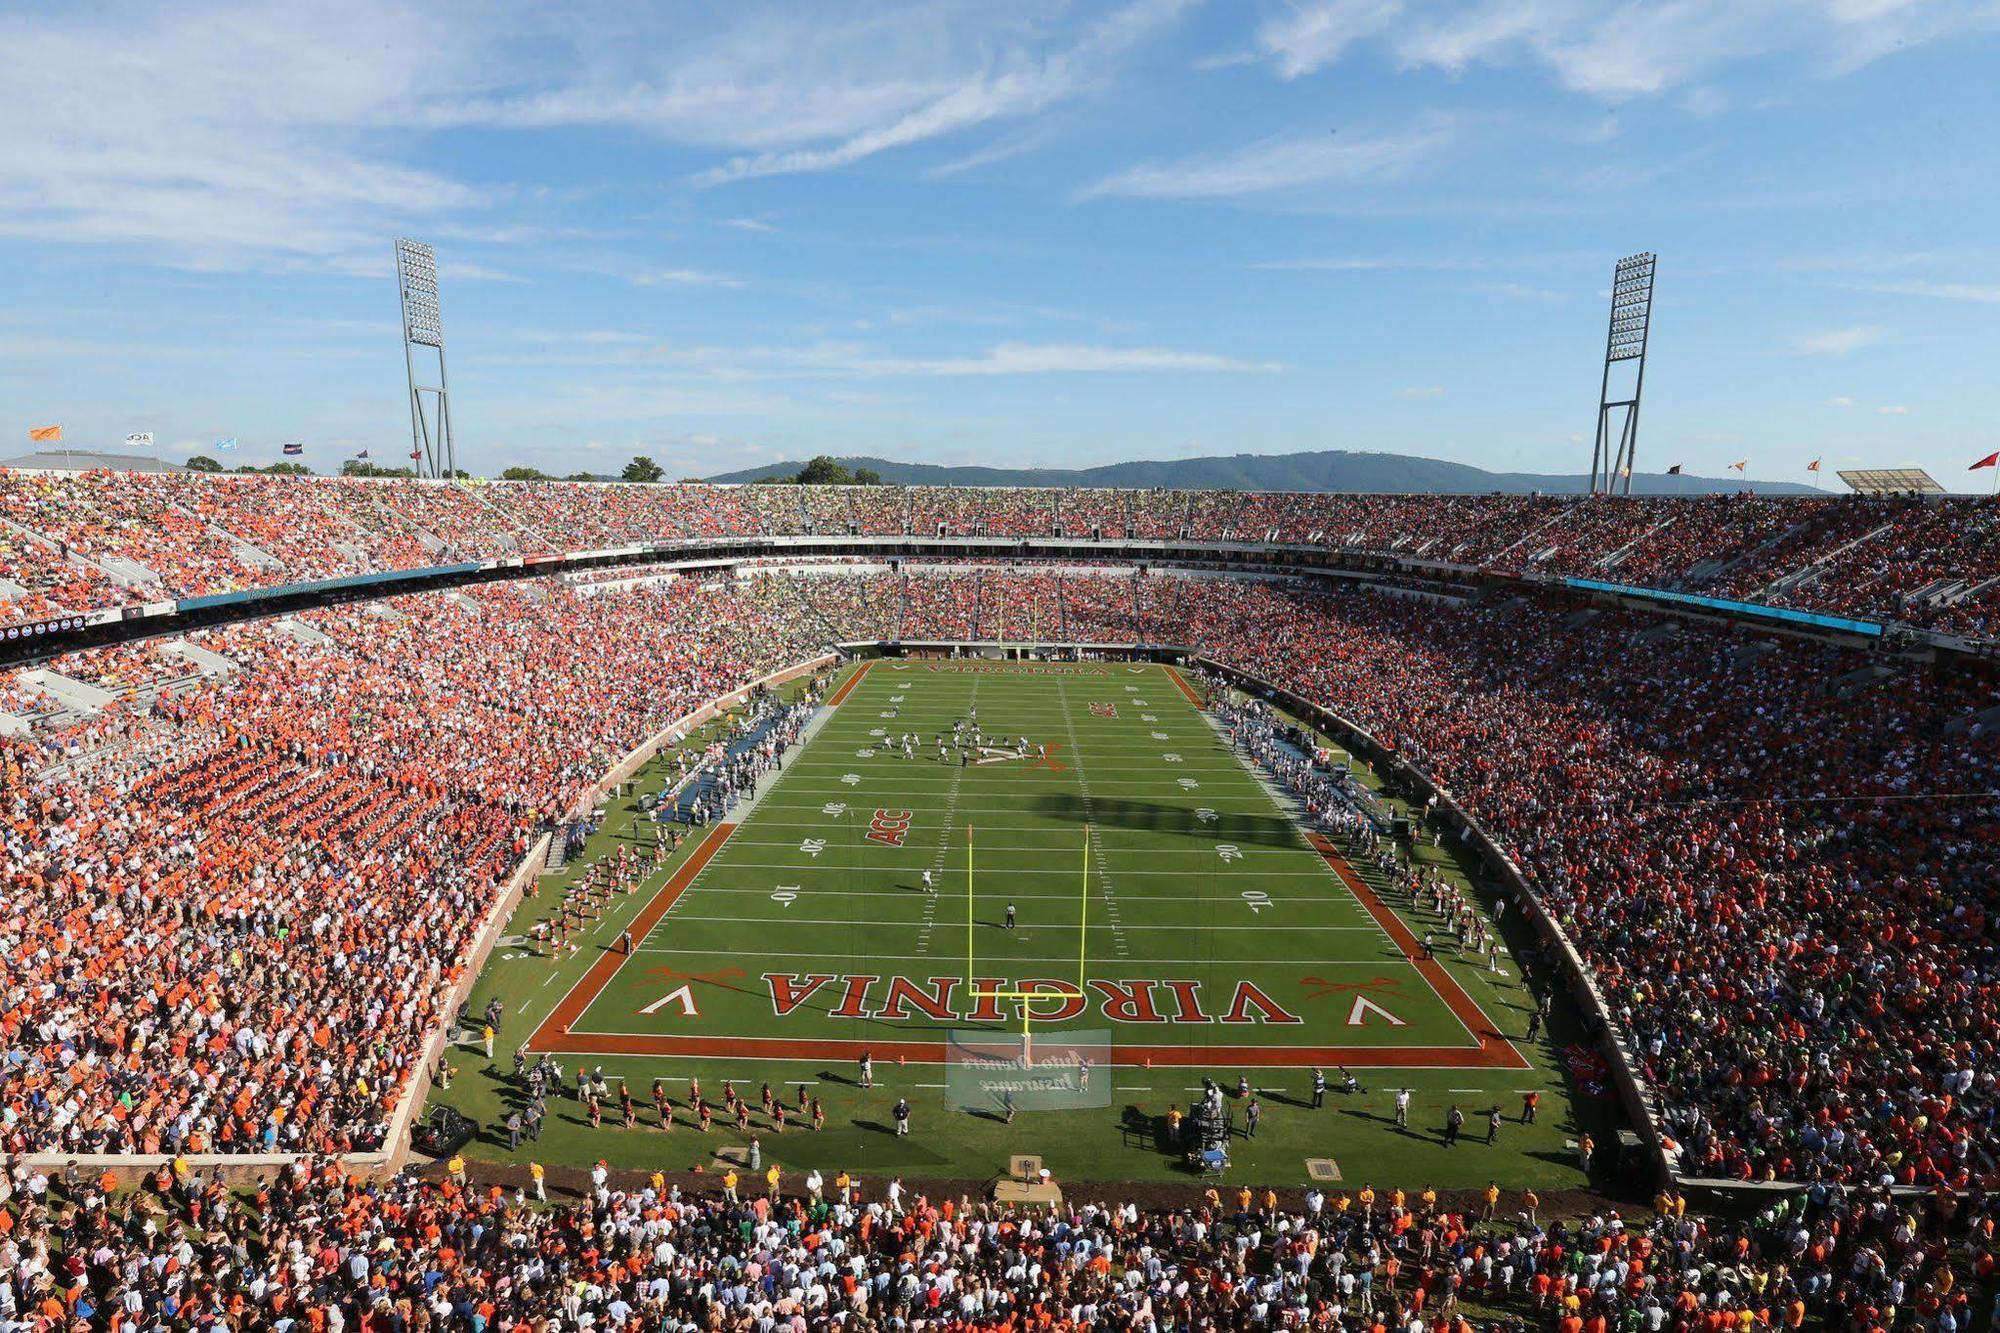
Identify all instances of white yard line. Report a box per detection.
[1055,677,1132,961]
[916,673,975,955]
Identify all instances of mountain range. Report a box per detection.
[707,449,1816,495]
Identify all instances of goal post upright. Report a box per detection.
[963,823,1093,1068]
[1077,824,1089,996]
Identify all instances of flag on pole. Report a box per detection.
[1666,464,1683,475]
[28,425,61,443]
[214,437,237,452]
[126,432,154,448]
[282,442,305,456]
[1807,458,1821,472]
[1730,459,1748,472]
[354,449,370,460]
[1970,452,1999,470]
[409,450,421,461]
[1618,465,1631,478]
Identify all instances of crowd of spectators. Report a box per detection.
[3,542,1998,1325]
[4,467,1999,637]
[2,1150,1993,1330]
[7,557,1995,1189]
[847,565,1997,1189]
[1,574,826,1158]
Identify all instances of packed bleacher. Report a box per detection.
[0,549,1996,1323]
[6,555,1996,1195]
[6,468,2000,638]
[1,1150,1992,1330]
[872,570,2000,1191]
[1,575,825,1159]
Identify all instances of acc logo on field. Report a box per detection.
[865,808,915,847]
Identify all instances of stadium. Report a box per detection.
[5,6,2000,1328]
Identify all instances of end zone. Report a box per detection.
[527,820,739,1051]
[1305,830,1528,1071]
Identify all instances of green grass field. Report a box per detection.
[432,658,1620,1193]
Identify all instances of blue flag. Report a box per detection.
[214,437,237,451]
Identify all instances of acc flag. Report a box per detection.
[1807,458,1821,472]
[1971,452,2000,471]
[29,425,61,442]
[214,437,238,451]
[126,432,154,448]
[282,442,305,456]
[1666,463,1683,475]
[1729,459,1748,472]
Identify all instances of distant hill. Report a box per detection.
[708,449,1816,496]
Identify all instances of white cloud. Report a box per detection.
[1863,279,2000,303]
[1876,404,1911,415]
[1246,0,2000,99]
[634,269,746,289]
[0,0,1197,265]
[872,343,1283,376]
[0,1,487,267]
[688,0,1198,185]
[443,262,527,284]
[1796,325,1885,356]
[1827,395,1858,408]
[1399,385,1445,397]
[635,339,1281,379]
[1256,0,1405,78]
[1479,281,1567,303]
[1251,255,1486,271]
[1079,121,1452,199]
[722,217,778,233]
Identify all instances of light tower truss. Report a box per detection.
[1590,252,1656,496]
[395,238,456,479]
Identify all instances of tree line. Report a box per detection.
[177,453,883,485]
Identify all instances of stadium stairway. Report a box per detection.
[541,824,575,876]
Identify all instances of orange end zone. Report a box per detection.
[825,659,874,706]
[1164,665,1204,707]
[528,820,739,1051]
[1305,830,1529,1071]
[534,830,1530,1068]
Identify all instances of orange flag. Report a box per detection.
[28,425,61,442]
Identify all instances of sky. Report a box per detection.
[2,0,1998,488]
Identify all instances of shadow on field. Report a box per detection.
[1027,794,1301,850]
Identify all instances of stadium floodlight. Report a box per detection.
[394,238,456,479]
[1590,252,1656,496]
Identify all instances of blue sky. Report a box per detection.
[2,0,1998,487]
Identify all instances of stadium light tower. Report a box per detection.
[394,238,457,479]
[1589,252,1656,496]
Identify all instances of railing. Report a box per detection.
[5,531,1982,670]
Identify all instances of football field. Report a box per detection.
[534,660,1524,1069]
[444,657,1605,1189]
